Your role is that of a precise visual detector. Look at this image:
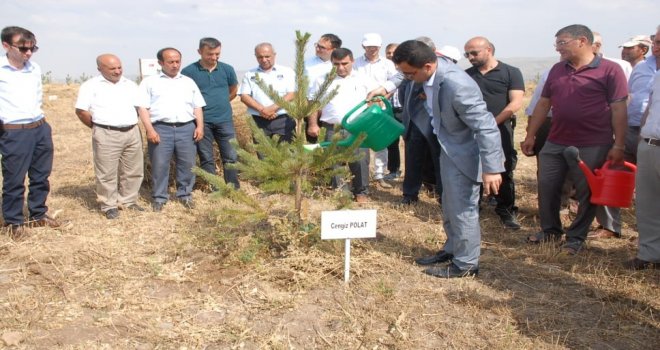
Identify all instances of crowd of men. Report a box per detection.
[2,24,659,278]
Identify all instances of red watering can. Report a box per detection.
[563,146,636,208]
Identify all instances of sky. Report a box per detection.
[1,0,657,80]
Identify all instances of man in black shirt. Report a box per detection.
[464,36,525,230]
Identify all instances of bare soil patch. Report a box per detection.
[0,84,657,349]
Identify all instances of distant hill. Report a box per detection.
[458,56,558,83]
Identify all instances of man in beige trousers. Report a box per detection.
[75,54,145,219]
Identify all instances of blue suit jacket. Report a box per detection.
[428,57,505,182]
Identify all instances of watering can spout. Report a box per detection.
[577,161,600,194]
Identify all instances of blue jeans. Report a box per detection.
[148,122,197,203]
[197,121,240,189]
[0,122,53,225]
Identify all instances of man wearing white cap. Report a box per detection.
[438,45,461,64]
[353,33,398,189]
[619,35,652,67]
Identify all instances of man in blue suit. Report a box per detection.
[391,40,505,278]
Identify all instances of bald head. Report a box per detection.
[96,54,122,83]
[254,42,276,71]
[464,36,495,68]
[592,31,603,54]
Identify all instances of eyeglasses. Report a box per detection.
[554,39,576,47]
[401,69,419,78]
[10,44,39,53]
[463,50,480,58]
[315,43,331,51]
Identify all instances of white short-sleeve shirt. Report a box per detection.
[239,64,295,115]
[137,72,206,123]
[309,71,379,125]
[75,75,139,127]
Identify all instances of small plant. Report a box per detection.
[41,70,52,84]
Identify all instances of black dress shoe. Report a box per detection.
[126,204,146,212]
[152,202,164,212]
[105,208,119,220]
[624,257,660,270]
[423,262,479,278]
[499,213,521,230]
[400,196,419,205]
[415,250,453,265]
[180,198,195,209]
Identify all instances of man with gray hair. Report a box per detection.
[75,54,144,219]
[239,43,296,142]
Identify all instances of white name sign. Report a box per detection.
[321,210,377,239]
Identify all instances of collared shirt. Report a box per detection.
[309,71,379,125]
[525,69,552,117]
[239,64,295,115]
[304,56,332,86]
[0,55,44,124]
[542,55,628,147]
[603,55,633,81]
[75,75,139,127]
[353,55,398,85]
[423,71,436,117]
[137,72,206,123]
[640,71,660,139]
[181,61,237,123]
[465,61,525,117]
[628,55,657,126]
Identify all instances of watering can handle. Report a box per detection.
[602,160,637,172]
[341,95,392,128]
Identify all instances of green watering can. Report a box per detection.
[305,96,405,151]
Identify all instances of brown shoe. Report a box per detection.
[28,216,61,228]
[587,228,620,239]
[354,194,370,203]
[376,179,393,189]
[624,257,660,270]
[3,224,29,240]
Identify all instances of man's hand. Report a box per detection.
[607,147,625,165]
[366,86,388,101]
[307,124,320,138]
[146,129,160,144]
[482,173,502,196]
[193,125,204,142]
[520,136,536,157]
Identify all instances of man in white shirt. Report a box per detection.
[304,33,341,143]
[75,54,144,219]
[627,69,660,270]
[307,48,379,203]
[137,48,205,212]
[354,33,398,189]
[240,43,296,142]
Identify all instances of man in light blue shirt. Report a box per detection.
[0,26,60,237]
[625,34,658,163]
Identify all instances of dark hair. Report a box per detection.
[321,33,342,49]
[157,47,181,61]
[392,40,436,68]
[385,43,398,51]
[331,48,353,61]
[1,26,36,45]
[199,37,221,49]
[555,24,594,44]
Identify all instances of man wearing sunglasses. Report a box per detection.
[304,34,341,142]
[464,36,525,231]
[0,26,60,238]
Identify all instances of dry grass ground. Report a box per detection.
[0,83,658,349]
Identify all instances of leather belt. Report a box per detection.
[644,138,660,147]
[154,120,194,127]
[93,123,136,132]
[1,118,46,130]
